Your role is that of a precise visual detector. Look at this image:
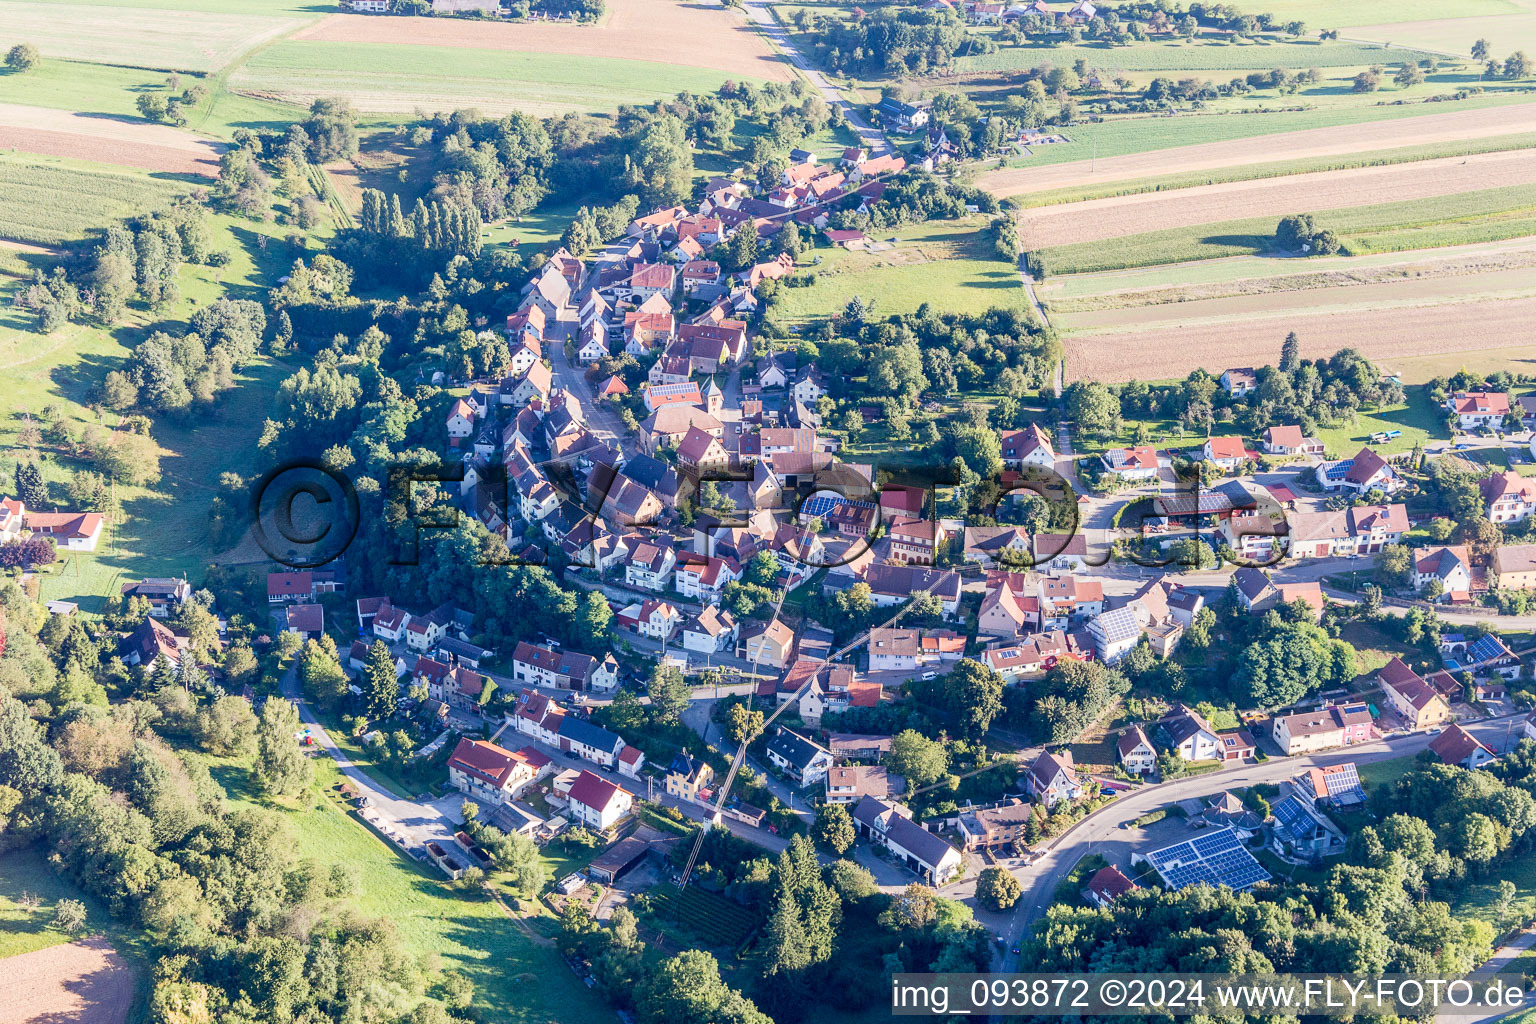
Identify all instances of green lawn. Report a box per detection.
[231,39,765,118]
[1309,387,1447,457]
[215,755,615,1024]
[1034,183,1536,275]
[1225,0,1521,27]
[773,218,1027,322]
[960,36,1429,73]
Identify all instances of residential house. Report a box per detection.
[867,628,921,673]
[447,739,545,804]
[1083,866,1138,908]
[281,603,324,638]
[665,754,713,801]
[1231,567,1280,613]
[1413,545,1473,599]
[955,799,1035,851]
[624,537,677,591]
[121,616,184,668]
[1377,657,1452,730]
[1116,725,1156,774]
[511,641,597,691]
[1086,605,1140,663]
[1429,723,1497,769]
[1493,544,1536,591]
[1269,796,1345,858]
[446,398,477,441]
[1218,367,1257,396]
[863,564,962,616]
[1261,425,1324,457]
[501,361,553,407]
[981,630,1091,683]
[556,715,626,768]
[1101,445,1159,482]
[1202,436,1249,470]
[738,618,795,668]
[120,577,191,618]
[681,606,738,654]
[1271,703,1374,755]
[1297,763,1368,808]
[1483,471,1536,524]
[876,97,932,131]
[635,599,683,641]
[674,554,740,601]
[1446,390,1511,431]
[564,771,633,831]
[1032,532,1087,572]
[963,526,1031,566]
[676,425,729,475]
[852,796,963,884]
[1157,704,1222,762]
[23,510,104,551]
[886,517,947,565]
[825,765,902,805]
[267,571,315,604]
[1315,447,1403,495]
[1026,749,1086,808]
[1000,424,1056,471]
[406,613,448,653]
[372,605,411,642]
[766,727,835,787]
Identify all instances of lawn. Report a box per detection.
[1033,183,1536,275]
[773,218,1027,322]
[215,755,615,1024]
[0,153,194,247]
[1224,0,1521,27]
[1310,388,1448,456]
[959,36,1430,74]
[0,212,311,610]
[231,39,764,118]
[1338,619,1425,676]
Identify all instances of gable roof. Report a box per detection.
[767,727,830,770]
[1378,657,1444,710]
[1429,723,1494,766]
[567,769,628,813]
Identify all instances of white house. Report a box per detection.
[1026,749,1085,808]
[563,770,633,831]
[1116,725,1156,775]
[766,727,834,787]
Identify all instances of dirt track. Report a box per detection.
[1064,294,1536,383]
[979,103,1536,197]
[1016,149,1536,249]
[0,103,222,177]
[295,0,792,82]
[1,937,134,1024]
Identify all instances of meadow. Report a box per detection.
[0,154,192,247]
[1033,183,1536,274]
[231,39,761,117]
[0,0,305,73]
[958,36,1429,74]
[772,219,1028,322]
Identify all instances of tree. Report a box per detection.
[255,698,313,796]
[6,43,39,72]
[1506,51,1533,78]
[1064,381,1120,437]
[136,93,169,123]
[579,591,612,644]
[496,830,547,898]
[1472,38,1491,61]
[813,803,855,854]
[976,866,1022,911]
[14,461,45,508]
[52,898,87,934]
[886,729,948,789]
[647,663,690,722]
[1394,62,1425,87]
[1280,331,1301,372]
[1276,213,1318,250]
[1375,543,1412,588]
[641,950,771,1024]
[942,659,1005,738]
[360,640,399,719]
[726,702,764,745]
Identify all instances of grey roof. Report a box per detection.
[557,715,624,753]
[767,727,829,771]
[851,795,957,869]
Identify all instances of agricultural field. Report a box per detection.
[1016,149,1536,250]
[0,938,137,1024]
[644,884,758,949]
[1060,292,1536,383]
[1032,183,1536,274]
[229,39,765,117]
[294,0,793,83]
[0,153,193,247]
[772,219,1028,322]
[976,99,1536,195]
[0,102,224,177]
[957,36,1431,73]
[0,0,306,73]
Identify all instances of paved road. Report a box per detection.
[996,713,1528,971]
[740,0,893,157]
[1439,928,1536,1024]
[279,666,464,857]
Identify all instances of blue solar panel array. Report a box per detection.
[1269,797,1315,844]
[1322,460,1354,480]
[799,495,877,519]
[1146,827,1271,891]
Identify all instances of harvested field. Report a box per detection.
[294,0,791,82]
[0,103,222,177]
[0,936,135,1024]
[1062,294,1536,383]
[1061,266,1536,330]
[978,103,1536,197]
[0,1,304,73]
[1016,149,1536,250]
[1042,240,1536,312]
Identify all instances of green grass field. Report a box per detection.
[773,219,1027,321]
[211,755,614,1024]
[0,0,306,73]
[0,208,311,610]
[1034,183,1536,274]
[231,39,762,118]
[1226,0,1522,27]
[0,154,194,247]
[984,91,1536,174]
[645,884,758,949]
[959,36,1429,73]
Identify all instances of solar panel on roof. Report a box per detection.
[799,495,878,519]
[1145,827,1270,891]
